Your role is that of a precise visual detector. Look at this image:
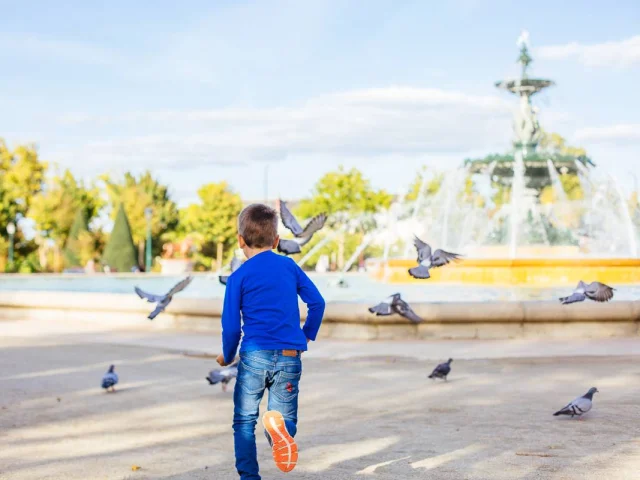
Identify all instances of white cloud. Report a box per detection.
[536,35,640,68]
[50,86,513,171]
[574,124,640,144]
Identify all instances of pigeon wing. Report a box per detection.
[431,249,462,268]
[166,275,193,296]
[206,370,224,385]
[277,239,301,255]
[221,365,238,379]
[393,299,423,323]
[101,372,118,389]
[368,302,393,316]
[134,286,163,303]
[413,236,432,261]
[554,396,592,416]
[148,300,169,320]
[584,282,614,302]
[280,200,304,236]
[428,362,450,378]
[300,213,327,239]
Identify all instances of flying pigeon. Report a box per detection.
[553,387,598,419]
[206,363,238,392]
[101,365,118,392]
[277,200,327,255]
[368,293,422,323]
[559,281,614,305]
[134,276,193,320]
[428,358,452,381]
[408,236,462,279]
[219,257,243,286]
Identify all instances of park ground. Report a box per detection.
[0,318,639,480]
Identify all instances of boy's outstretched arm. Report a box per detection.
[296,266,326,341]
[221,275,242,364]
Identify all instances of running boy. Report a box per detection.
[217,203,325,480]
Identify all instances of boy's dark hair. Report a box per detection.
[238,204,279,248]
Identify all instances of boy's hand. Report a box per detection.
[307,338,311,344]
[216,354,229,367]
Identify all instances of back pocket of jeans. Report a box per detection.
[272,371,302,402]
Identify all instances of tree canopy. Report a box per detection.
[180,182,243,269]
[102,171,179,248]
[0,140,47,230]
[29,169,103,246]
[296,167,393,223]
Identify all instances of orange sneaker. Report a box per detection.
[262,410,298,473]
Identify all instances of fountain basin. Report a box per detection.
[375,257,640,286]
[0,291,637,341]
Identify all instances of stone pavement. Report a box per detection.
[0,318,639,479]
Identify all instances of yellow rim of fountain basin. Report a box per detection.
[377,258,640,286]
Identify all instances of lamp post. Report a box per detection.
[144,208,152,272]
[7,222,16,269]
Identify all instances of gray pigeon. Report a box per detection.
[553,387,598,419]
[560,281,614,305]
[134,276,193,320]
[206,363,238,392]
[428,358,452,381]
[369,293,422,323]
[101,365,118,392]
[277,200,327,255]
[219,257,243,286]
[408,236,462,279]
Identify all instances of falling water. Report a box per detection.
[509,148,526,258]
[402,172,432,258]
[546,159,568,203]
[342,233,373,273]
[296,231,338,267]
[609,175,638,257]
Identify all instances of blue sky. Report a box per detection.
[1,0,639,205]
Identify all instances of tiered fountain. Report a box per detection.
[377,31,640,286]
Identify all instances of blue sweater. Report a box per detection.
[221,250,326,364]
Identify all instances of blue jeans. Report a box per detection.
[233,350,302,480]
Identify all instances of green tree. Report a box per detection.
[180,182,243,270]
[405,168,443,202]
[102,204,137,272]
[102,171,179,268]
[538,131,587,157]
[539,174,584,204]
[29,169,103,270]
[294,167,392,269]
[296,167,393,221]
[0,140,48,269]
[0,140,48,225]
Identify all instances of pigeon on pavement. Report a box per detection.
[219,258,243,286]
[206,363,238,392]
[101,365,118,392]
[134,276,193,320]
[409,236,462,279]
[559,281,614,304]
[428,358,453,381]
[277,200,327,255]
[368,293,423,323]
[553,387,598,419]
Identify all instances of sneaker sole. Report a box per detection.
[262,410,298,473]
